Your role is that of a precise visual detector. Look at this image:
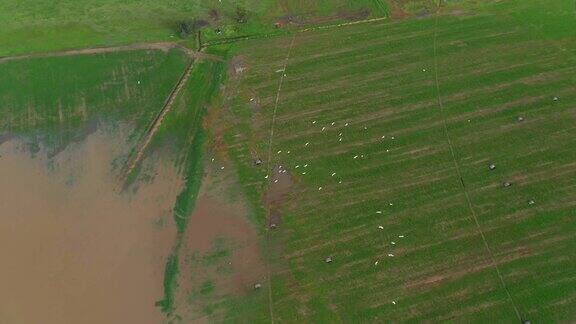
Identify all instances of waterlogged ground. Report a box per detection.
[0,129,182,323]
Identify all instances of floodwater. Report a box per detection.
[183,192,266,291]
[173,171,267,321]
[0,130,182,324]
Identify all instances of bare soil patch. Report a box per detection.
[389,2,410,20]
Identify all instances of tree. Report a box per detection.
[177,20,194,38]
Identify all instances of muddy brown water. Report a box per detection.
[173,170,267,321]
[182,193,265,290]
[0,130,182,324]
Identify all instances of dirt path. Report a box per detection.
[0,42,223,64]
[262,34,297,324]
[123,57,195,179]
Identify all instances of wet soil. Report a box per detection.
[173,169,267,321]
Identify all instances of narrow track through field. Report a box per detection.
[122,57,196,179]
[0,42,223,64]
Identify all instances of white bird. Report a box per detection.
[374,261,379,266]
[331,172,336,176]
[388,253,394,257]
[391,241,396,245]
[378,225,384,230]
[398,235,404,238]
[376,211,382,214]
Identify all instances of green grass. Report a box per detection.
[0,48,188,156]
[0,0,388,57]
[219,0,576,321]
[156,254,180,314]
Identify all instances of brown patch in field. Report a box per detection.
[183,194,265,284]
[337,9,370,21]
[203,101,229,161]
[389,1,410,20]
[173,170,266,320]
[275,14,305,28]
[265,165,294,205]
[449,9,469,17]
[263,165,295,229]
[273,8,369,29]
[0,130,182,324]
[230,55,247,78]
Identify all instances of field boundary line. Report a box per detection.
[204,16,387,46]
[297,17,388,33]
[431,11,522,322]
[264,34,297,324]
[0,42,222,64]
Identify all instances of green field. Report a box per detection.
[1,0,575,322]
[0,48,189,156]
[0,0,387,57]
[219,0,576,322]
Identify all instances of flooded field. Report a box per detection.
[171,170,267,322]
[0,129,182,323]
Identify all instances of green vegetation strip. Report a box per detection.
[152,55,228,316]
